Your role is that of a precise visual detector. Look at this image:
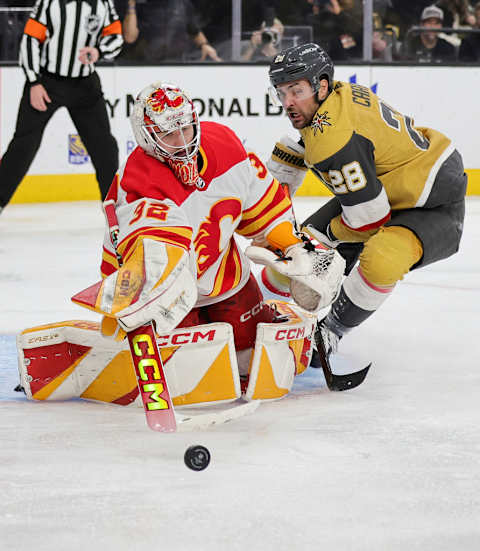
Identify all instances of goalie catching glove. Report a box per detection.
[72,239,197,337]
[246,240,345,312]
[266,135,308,196]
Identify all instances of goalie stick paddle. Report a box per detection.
[104,199,177,432]
[314,332,371,391]
[127,323,177,432]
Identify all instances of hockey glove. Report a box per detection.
[72,239,197,335]
[246,241,345,312]
[266,135,308,196]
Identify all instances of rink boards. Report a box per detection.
[1,64,479,201]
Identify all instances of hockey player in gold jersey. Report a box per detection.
[266,43,467,359]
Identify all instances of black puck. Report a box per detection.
[184,445,211,471]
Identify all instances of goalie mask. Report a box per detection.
[130,82,201,186]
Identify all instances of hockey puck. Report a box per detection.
[184,445,211,471]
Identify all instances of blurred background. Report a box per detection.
[1,0,479,204]
[2,0,480,64]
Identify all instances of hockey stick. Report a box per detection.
[102,201,258,431]
[127,323,177,432]
[281,184,371,391]
[314,331,371,391]
[176,400,260,431]
[103,200,177,432]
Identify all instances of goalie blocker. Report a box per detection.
[16,301,316,407]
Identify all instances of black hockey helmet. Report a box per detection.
[268,43,334,94]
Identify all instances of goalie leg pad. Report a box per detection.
[17,321,241,407]
[244,301,316,401]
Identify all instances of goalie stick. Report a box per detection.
[176,400,260,431]
[101,200,258,432]
[281,184,371,391]
[127,323,177,432]
[103,200,177,432]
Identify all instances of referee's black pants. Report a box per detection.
[0,71,118,207]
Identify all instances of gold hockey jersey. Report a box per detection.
[300,81,454,232]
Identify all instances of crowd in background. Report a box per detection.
[1,0,480,64]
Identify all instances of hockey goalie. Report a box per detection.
[16,82,345,415]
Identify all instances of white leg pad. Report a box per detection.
[17,320,241,407]
[244,302,316,401]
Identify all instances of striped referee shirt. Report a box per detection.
[20,0,123,83]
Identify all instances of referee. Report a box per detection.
[0,0,124,211]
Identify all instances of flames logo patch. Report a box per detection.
[194,199,242,278]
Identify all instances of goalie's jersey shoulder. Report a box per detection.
[113,122,247,207]
[198,121,247,182]
[118,146,194,206]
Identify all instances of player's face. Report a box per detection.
[276,79,320,129]
[155,125,195,157]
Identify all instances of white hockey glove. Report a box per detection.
[266,135,308,196]
[72,239,197,336]
[246,241,345,312]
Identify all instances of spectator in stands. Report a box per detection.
[327,1,364,60]
[118,0,221,62]
[434,0,475,50]
[404,5,457,62]
[0,1,33,62]
[383,0,433,41]
[436,0,475,28]
[298,0,363,61]
[191,0,232,59]
[192,1,281,61]
[371,9,401,61]
[241,15,284,62]
[459,1,480,60]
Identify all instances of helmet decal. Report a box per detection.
[147,88,184,114]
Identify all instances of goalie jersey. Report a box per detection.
[101,121,294,306]
[300,81,455,233]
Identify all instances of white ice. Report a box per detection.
[1,198,479,551]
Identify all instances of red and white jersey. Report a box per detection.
[101,121,294,306]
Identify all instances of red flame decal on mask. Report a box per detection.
[147,89,184,113]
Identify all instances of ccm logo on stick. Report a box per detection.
[132,333,169,411]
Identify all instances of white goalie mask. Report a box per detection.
[130,82,201,186]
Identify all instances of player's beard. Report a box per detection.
[168,156,200,186]
[287,99,320,129]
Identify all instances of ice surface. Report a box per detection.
[1,198,479,551]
